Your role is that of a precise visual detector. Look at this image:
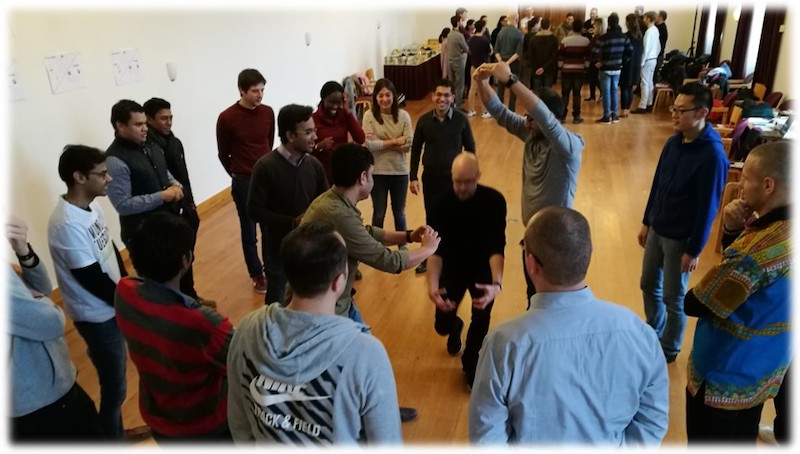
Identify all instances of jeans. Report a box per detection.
[640,229,690,357]
[346,300,366,325]
[639,59,657,109]
[447,57,466,109]
[495,60,520,112]
[231,177,266,277]
[560,73,584,119]
[264,249,287,306]
[686,385,763,444]
[600,71,620,118]
[433,279,495,378]
[73,317,128,439]
[529,73,549,91]
[371,174,408,231]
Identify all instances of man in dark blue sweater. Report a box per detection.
[638,82,728,364]
[247,104,329,305]
[427,152,506,388]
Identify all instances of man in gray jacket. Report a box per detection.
[227,222,402,445]
[446,15,469,110]
[475,61,584,306]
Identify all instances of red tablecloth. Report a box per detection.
[384,54,441,100]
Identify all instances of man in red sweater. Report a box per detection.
[216,68,275,293]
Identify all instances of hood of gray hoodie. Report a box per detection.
[239,303,368,384]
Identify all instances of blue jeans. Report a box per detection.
[347,300,366,325]
[600,71,620,118]
[640,229,690,357]
[73,317,127,439]
[231,177,266,277]
[371,174,408,231]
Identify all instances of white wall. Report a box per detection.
[772,6,794,98]
[4,7,414,272]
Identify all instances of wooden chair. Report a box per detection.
[753,82,767,101]
[764,91,783,108]
[353,68,376,120]
[653,83,675,111]
[714,181,741,253]
[710,91,740,125]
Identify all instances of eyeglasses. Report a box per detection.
[668,105,702,115]
[88,170,109,178]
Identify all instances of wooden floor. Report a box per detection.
[67,84,774,445]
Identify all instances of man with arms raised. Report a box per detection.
[475,61,584,306]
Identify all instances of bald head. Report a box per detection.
[451,152,480,200]
[743,141,791,212]
[525,207,592,287]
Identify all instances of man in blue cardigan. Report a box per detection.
[637,82,728,364]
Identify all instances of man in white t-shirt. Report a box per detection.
[47,145,148,441]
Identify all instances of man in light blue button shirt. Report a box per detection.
[469,207,668,445]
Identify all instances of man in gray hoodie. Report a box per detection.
[226,222,402,445]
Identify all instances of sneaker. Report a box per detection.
[467,110,476,117]
[611,114,620,123]
[252,275,267,293]
[415,260,427,274]
[399,407,418,423]
[596,116,612,124]
[584,96,596,101]
[447,317,464,355]
[631,108,649,114]
[481,111,492,119]
[758,424,778,444]
[573,117,584,124]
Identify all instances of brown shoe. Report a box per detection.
[124,425,152,442]
[252,275,267,293]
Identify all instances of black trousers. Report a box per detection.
[433,276,494,377]
[560,73,584,119]
[686,384,763,444]
[774,365,791,444]
[12,383,102,442]
[521,247,537,309]
[179,207,200,298]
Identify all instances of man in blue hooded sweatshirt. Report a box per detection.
[226,221,402,445]
[637,82,728,364]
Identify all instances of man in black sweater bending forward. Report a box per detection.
[426,152,506,388]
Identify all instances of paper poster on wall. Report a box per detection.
[44,52,87,95]
[8,61,25,101]
[111,48,143,86]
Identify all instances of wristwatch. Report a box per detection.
[505,73,519,88]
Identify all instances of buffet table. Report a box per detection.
[384,54,441,100]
